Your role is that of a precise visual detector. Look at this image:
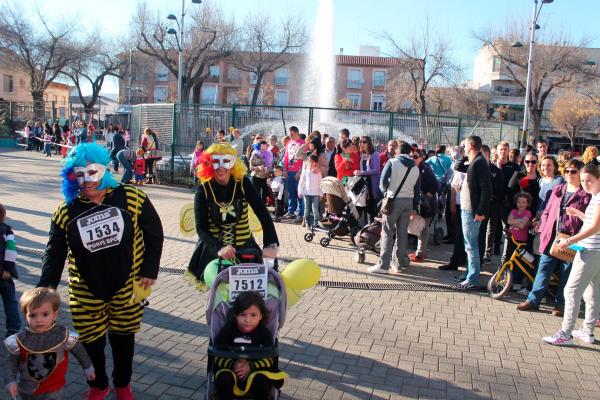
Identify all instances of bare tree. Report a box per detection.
[0,4,78,118]
[427,86,491,118]
[550,90,599,150]
[474,24,599,138]
[62,37,126,119]
[131,2,236,103]
[229,14,305,106]
[380,21,459,115]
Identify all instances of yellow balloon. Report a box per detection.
[179,203,196,237]
[280,259,321,290]
[281,275,302,306]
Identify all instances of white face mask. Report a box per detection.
[73,163,106,185]
[212,154,236,170]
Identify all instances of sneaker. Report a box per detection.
[115,384,134,400]
[438,263,458,271]
[294,216,303,224]
[458,280,477,290]
[552,307,564,317]
[281,213,295,219]
[87,386,111,400]
[390,265,401,273]
[516,301,538,311]
[572,329,595,344]
[512,284,522,291]
[542,330,574,346]
[409,253,426,262]
[367,265,389,274]
[454,274,467,282]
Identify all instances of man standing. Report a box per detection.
[324,136,337,177]
[536,138,548,159]
[368,141,420,274]
[479,145,505,264]
[426,145,452,183]
[283,126,305,223]
[455,136,491,289]
[379,140,398,172]
[495,141,519,261]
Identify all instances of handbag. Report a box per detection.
[549,197,576,263]
[381,165,412,216]
[418,195,434,218]
[407,213,426,236]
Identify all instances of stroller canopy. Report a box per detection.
[320,177,351,203]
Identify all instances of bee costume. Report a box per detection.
[187,143,279,285]
[37,143,164,392]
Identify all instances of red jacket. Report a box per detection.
[334,152,360,181]
[134,157,146,175]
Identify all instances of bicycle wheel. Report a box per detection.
[487,263,513,300]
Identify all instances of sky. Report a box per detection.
[7,0,600,97]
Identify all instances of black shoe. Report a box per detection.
[438,263,458,270]
[454,274,467,282]
[457,281,477,291]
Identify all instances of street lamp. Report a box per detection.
[520,0,554,147]
[166,0,202,105]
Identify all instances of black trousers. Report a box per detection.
[449,206,466,266]
[83,332,135,389]
[251,176,269,204]
[216,371,271,400]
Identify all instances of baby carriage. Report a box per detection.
[204,248,287,399]
[303,176,360,247]
[353,217,382,263]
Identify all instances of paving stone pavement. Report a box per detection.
[1,148,600,400]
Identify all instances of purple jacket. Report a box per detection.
[359,152,382,200]
[538,183,591,254]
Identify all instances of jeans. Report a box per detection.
[416,216,431,256]
[527,252,571,308]
[462,209,482,285]
[377,198,413,270]
[561,250,600,336]
[0,277,21,334]
[43,142,52,156]
[303,195,321,227]
[117,152,133,183]
[286,171,304,216]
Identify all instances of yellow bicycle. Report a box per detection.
[487,235,558,300]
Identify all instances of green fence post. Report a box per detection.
[231,104,237,128]
[499,122,503,142]
[456,117,462,146]
[171,104,176,184]
[308,108,313,133]
[388,112,394,141]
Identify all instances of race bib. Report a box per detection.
[228,264,268,300]
[77,207,125,253]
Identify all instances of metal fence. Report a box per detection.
[128,103,518,184]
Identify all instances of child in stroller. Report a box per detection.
[304,176,360,247]
[205,250,288,400]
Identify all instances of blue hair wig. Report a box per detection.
[61,143,119,203]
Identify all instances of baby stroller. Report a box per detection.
[204,248,287,399]
[303,176,360,247]
[353,217,382,263]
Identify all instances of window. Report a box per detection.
[492,57,502,72]
[373,71,386,89]
[248,88,262,104]
[154,86,168,102]
[19,78,25,88]
[226,89,240,104]
[274,90,289,106]
[346,93,361,109]
[227,66,240,80]
[201,85,217,104]
[209,65,220,79]
[155,64,169,81]
[249,72,258,84]
[347,69,363,89]
[274,67,288,85]
[3,74,14,92]
[371,94,385,111]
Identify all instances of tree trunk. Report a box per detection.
[31,91,45,120]
[181,84,192,104]
[251,73,264,106]
[530,108,542,140]
[192,85,201,104]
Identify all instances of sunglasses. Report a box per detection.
[564,169,579,175]
[524,160,537,164]
[359,140,368,144]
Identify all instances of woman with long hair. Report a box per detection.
[334,139,359,183]
[141,128,160,184]
[582,146,599,166]
[353,136,382,225]
[538,155,564,218]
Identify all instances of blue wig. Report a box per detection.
[61,143,119,203]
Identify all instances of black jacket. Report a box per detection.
[455,153,492,217]
[489,164,506,204]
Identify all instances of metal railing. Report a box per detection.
[128,102,516,185]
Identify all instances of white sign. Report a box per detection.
[228,264,268,300]
[77,207,125,253]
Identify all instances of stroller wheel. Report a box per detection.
[320,237,330,247]
[304,232,314,242]
[433,227,444,245]
[354,251,366,264]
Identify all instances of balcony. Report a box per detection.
[347,79,363,89]
[494,87,525,97]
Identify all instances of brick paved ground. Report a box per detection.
[1,148,600,400]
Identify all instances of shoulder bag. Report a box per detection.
[549,194,576,263]
[381,165,412,216]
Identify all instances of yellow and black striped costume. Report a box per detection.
[39,184,164,343]
[187,176,278,283]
